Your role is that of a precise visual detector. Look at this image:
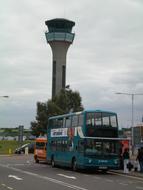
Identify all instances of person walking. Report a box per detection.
[123,148,130,174]
[136,147,143,172]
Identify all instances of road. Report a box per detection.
[0,154,143,190]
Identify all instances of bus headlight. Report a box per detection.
[114,159,119,165]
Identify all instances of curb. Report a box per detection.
[0,154,13,157]
[111,170,143,178]
[0,154,12,157]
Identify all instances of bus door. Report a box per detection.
[55,139,75,166]
[77,139,85,163]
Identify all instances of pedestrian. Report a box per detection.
[123,148,130,174]
[119,146,123,169]
[136,147,143,172]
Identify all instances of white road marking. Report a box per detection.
[8,175,23,180]
[7,187,14,190]
[127,180,134,184]
[0,164,88,190]
[105,179,114,183]
[2,184,6,187]
[58,174,76,179]
[136,187,143,190]
[93,176,101,180]
[119,182,128,186]
[1,184,14,190]
[9,164,25,166]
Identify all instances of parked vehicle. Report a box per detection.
[34,137,47,163]
[15,142,35,154]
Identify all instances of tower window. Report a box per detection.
[52,61,56,97]
[62,65,66,88]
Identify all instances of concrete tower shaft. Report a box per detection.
[49,41,70,98]
[45,18,75,98]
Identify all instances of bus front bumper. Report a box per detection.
[77,158,119,170]
[78,164,119,170]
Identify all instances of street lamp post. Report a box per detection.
[116,92,143,153]
[0,96,9,98]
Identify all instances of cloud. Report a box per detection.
[0,0,143,128]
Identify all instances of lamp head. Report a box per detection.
[115,92,122,95]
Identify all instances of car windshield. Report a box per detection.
[85,139,119,156]
[21,143,29,148]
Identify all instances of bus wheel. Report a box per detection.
[72,158,77,171]
[51,157,55,168]
[102,169,108,174]
[35,156,39,163]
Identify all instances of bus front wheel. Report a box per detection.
[102,169,108,173]
[51,157,55,168]
[34,156,39,163]
[72,158,77,171]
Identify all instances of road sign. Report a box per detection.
[18,125,24,143]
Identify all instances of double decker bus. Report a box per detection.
[47,110,121,171]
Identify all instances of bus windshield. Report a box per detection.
[84,139,119,156]
[36,142,47,150]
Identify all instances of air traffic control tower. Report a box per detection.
[45,18,75,98]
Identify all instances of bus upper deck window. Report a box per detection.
[78,115,83,126]
[110,115,117,127]
[102,116,110,126]
[95,112,102,126]
[86,113,95,127]
[66,117,71,128]
[57,119,63,128]
[72,115,78,127]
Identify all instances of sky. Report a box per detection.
[0,0,143,129]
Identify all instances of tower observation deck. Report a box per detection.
[45,18,75,98]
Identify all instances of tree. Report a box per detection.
[53,88,83,113]
[31,88,84,136]
[31,102,48,136]
[31,121,39,137]
[47,100,64,117]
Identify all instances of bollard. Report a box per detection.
[8,148,12,154]
[25,147,29,155]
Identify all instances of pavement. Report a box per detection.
[111,155,143,178]
[112,169,143,178]
[0,154,13,157]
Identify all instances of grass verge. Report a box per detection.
[0,140,33,154]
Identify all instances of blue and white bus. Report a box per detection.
[47,110,121,171]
